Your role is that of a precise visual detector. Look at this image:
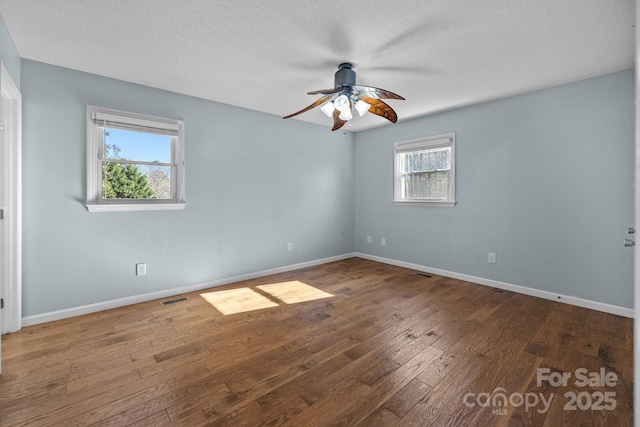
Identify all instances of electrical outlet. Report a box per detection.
[488,253,497,264]
[136,262,147,276]
[287,243,293,252]
[381,238,386,246]
[367,236,372,243]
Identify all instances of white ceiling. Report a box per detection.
[0,0,635,132]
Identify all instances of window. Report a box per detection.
[86,106,185,212]
[394,133,456,206]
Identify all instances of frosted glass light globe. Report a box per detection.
[333,95,350,112]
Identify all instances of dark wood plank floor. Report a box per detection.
[0,258,633,426]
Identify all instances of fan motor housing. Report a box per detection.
[334,63,356,88]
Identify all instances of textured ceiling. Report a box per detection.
[0,0,635,132]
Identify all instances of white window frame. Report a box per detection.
[394,132,456,207]
[86,106,185,212]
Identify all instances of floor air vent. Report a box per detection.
[416,273,433,278]
[161,297,188,306]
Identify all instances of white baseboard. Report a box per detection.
[355,253,634,318]
[22,251,633,327]
[21,253,356,327]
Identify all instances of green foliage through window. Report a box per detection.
[101,130,172,200]
[102,162,157,199]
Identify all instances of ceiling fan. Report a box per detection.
[283,63,405,131]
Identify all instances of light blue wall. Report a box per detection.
[21,60,355,317]
[355,69,634,308]
[0,14,20,88]
[18,58,636,316]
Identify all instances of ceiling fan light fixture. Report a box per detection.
[355,99,370,116]
[320,101,335,117]
[282,63,404,131]
[339,108,353,121]
[333,94,350,112]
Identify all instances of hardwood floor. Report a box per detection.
[0,258,633,426]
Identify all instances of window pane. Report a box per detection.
[102,163,158,199]
[394,133,455,205]
[142,165,173,199]
[400,146,450,199]
[103,128,172,163]
[88,106,185,210]
[402,147,450,173]
[402,171,449,199]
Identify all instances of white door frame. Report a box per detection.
[634,5,639,426]
[0,63,22,334]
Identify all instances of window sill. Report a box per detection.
[394,200,456,207]
[85,202,186,212]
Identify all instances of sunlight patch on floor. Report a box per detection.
[257,280,334,304]
[200,281,334,315]
[200,287,278,315]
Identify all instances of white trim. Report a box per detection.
[355,252,634,318]
[22,251,633,326]
[21,253,355,326]
[86,202,186,212]
[0,63,22,334]
[393,201,456,207]
[633,4,640,425]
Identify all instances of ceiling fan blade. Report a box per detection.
[307,87,345,95]
[353,85,405,100]
[332,109,347,131]
[361,96,398,123]
[283,95,330,119]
